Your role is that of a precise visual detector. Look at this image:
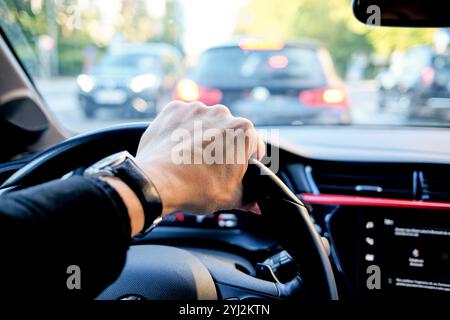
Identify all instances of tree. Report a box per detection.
[234,0,436,76]
[2,0,183,76]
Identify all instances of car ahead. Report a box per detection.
[379,45,450,120]
[77,43,183,119]
[173,39,350,125]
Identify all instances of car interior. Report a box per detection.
[1,0,450,301]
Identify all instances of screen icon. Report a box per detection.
[366,221,374,229]
[365,237,375,246]
[365,254,375,262]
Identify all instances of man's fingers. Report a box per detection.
[238,201,262,215]
[255,134,266,161]
[248,127,265,161]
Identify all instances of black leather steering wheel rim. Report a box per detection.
[0,123,338,300]
[243,159,338,300]
[2,123,148,189]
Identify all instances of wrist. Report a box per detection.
[84,151,164,236]
[135,160,179,217]
[101,176,145,237]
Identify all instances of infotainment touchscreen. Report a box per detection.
[358,208,450,296]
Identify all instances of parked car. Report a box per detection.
[379,45,450,120]
[173,39,350,125]
[77,43,183,118]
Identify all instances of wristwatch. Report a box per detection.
[84,151,163,237]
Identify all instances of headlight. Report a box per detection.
[77,74,95,93]
[130,74,159,93]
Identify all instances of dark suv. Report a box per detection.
[173,40,350,125]
[77,43,182,119]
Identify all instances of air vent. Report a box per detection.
[308,164,414,199]
[419,170,450,202]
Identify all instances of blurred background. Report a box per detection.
[1,0,450,132]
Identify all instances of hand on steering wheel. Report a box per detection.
[1,101,338,300]
[134,100,265,216]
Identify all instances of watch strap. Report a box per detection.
[110,158,163,236]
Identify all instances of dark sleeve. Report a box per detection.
[0,176,132,300]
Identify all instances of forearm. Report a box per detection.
[0,176,132,298]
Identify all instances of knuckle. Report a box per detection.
[211,104,231,116]
[191,101,207,109]
[161,101,186,116]
[233,117,254,130]
[189,101,208,114]
[165,100,184,110]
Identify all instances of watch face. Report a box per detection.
[85,151,131,175]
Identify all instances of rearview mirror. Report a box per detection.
[353,0,450,27]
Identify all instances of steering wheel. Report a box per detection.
[1,123,338,301]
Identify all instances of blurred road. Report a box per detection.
[347,80,408,125]
[35,78,407,133]
[35,78,149,133]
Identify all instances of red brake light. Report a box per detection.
[299,87,348,109]
[174,79,222,105]
[198,86,223,105]
[421,67,435,87]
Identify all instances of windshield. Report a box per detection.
[0,0,449,130]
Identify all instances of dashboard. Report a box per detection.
[280,126,450,298]
[144,126,450,299]
[2,124,450,299]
